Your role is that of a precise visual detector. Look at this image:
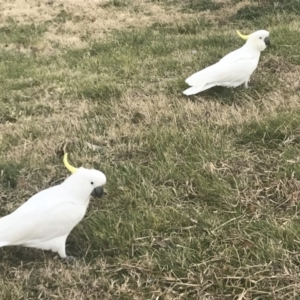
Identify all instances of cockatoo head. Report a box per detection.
[63,153,106,198]
[237,29,270,52]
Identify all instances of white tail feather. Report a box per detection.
[183,86,203,96]
[183,82,216,96]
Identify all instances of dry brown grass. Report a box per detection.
[0,0,196,53]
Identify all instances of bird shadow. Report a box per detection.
[0,246,85,268]
[0,247,51,267]
[184,84,262,107]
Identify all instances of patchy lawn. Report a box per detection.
[1,0,300,299]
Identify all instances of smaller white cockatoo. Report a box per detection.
[183,29,270,96]
[0,154,106,261]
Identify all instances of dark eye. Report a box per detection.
[91,182,94,185]
[259,37,262,39]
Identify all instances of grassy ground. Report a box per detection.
[0,0,300,298]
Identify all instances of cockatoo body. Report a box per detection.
[0,155,106,260]
[183,30,270,96]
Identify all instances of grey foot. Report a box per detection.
[62,256,75,262]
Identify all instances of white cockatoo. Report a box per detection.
[0,154,106,260]
[183,30,270,96]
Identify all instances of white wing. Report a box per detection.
[219,46,245,63]
[0,186,87,246]
[184,55,258,96]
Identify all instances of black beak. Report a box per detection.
[264,37,270,46]
[91,186,104,198]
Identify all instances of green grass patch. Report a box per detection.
[183,0,223,12]
[80,83,123,101]
[231,0,300,27]
[271,27,300,65]
[234,112,300,149]
[150,18,213,35]
[0,20,46,46]
[100,0,133,8]
[0,51,38,80]
[162,0,223,12]
[52,9,83,23]
[0,161,25,189]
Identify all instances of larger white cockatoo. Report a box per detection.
[183,30,270,96]
[0,154,106,260]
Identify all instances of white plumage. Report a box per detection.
[0,155,106,259]
[183,30,270,96]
